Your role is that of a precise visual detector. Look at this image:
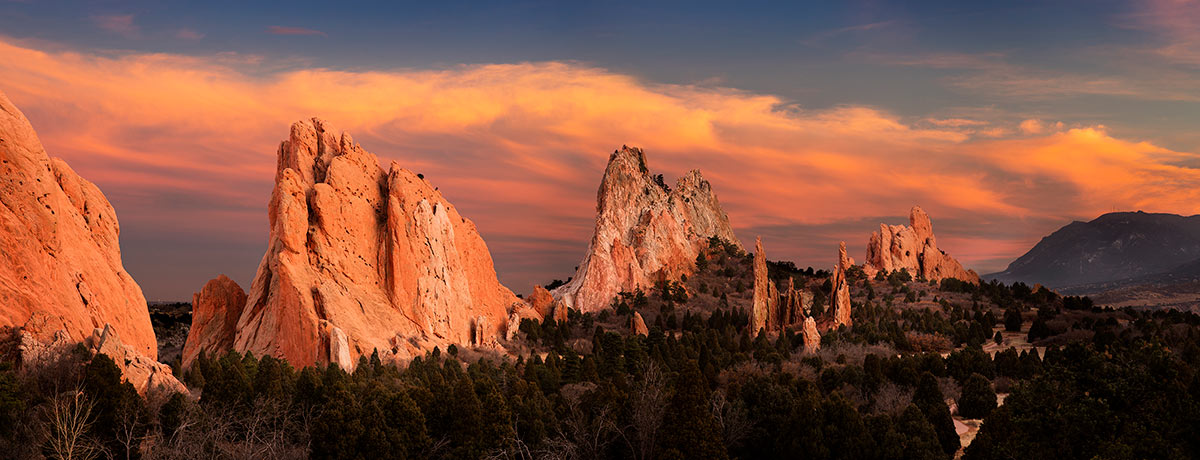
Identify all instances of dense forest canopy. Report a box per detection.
[3,239,1199,459]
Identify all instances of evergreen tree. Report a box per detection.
[957,373,997,419]
[659,361,728,459]
[913,372,959,456]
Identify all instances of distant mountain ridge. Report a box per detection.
[987,211,1200,289]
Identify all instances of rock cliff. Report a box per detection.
[217,118,526,369]
[0,91,156,359]
[554,146,741,313]
[864,206,979,283]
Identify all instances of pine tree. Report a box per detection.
[659,361,728,459]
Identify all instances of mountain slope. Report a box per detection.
[987,211,1200,288]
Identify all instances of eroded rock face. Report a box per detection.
[182,275,246,370]
[230,118,525,368]
[18,324,185,395]
[864,206,980,283]
[0,91,155,359]
[832,241,854,329]
[86,325,187,395]
[554,146,740,313]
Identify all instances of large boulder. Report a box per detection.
[223,118,526,369]
[0,91,155,359]
[181,275,246,370]
[554,146,740,313]
[865,206,980,283]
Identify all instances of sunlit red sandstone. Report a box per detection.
[864,206,980,283]
[553,146,741,313]
[187,118,536,370]
[0,90,180,393]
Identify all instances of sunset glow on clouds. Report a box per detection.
[2,36,1199,299]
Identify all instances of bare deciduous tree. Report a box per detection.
[628,361,667,460]
[42,390,103,460]
[710,388,750,451]
[870,382,913,416]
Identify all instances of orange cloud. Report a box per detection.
[1,37,1198,298]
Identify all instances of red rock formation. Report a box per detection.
[630,311,649,336]
[226,118,526,369]
[18,324,185,395]
[831,241,854,329]
[555,146,740,313]
[751,237,776,333]
[0,91,156,359]
[526,285,558,319]
[864,206,980,283]
[801,317,821,353]
[182,275,246,370]
[552,302,570,324]
[780,277,813,327]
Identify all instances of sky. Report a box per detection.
[2,0,1199,301]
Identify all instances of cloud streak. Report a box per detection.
[1,37,1198,299]
[266,26,326,36]
[91,14,139,38]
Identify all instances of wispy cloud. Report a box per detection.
[266,26,326,36]
[801,20,898,47]
[91,14,139,39]
[176,28,204,40]
[1123,0,1200,67]
[863,50,1200,102]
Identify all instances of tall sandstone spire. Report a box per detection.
[751,237,773,333]
[831,241,854,329]
[864,206,979,283]
[0,91,181,393]
[188,118,529,370]
[554,146,741,313]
